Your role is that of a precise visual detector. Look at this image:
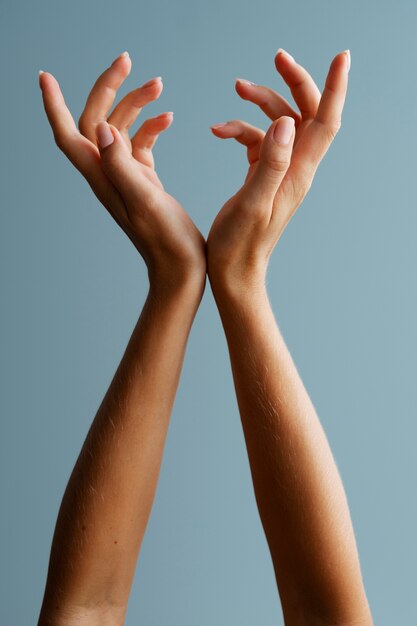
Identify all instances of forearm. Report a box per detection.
[38,277,204,625]
[212,279,373,626]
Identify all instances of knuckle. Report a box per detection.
[234,191,268,222]
[283,172,312,207]
[267,155,291,173]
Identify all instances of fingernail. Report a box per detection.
[211,122,228,129]
[156,111,173,118]
[38,70,44,76]
[273,116,295,144]
[112,51,130,65]
[142,76,162,88]
[343,49,351,72]
[96,121,114,149]
[236,78,257,86]
[276,48,295,63]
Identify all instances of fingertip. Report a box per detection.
[38,71,59,93]
[341,49,351,72]
[142,76,163,89]
[107,122,126,144]
[275,48,296,66]
[210,122,229,136]
[235,78,257,87]
[97,121,115,149]
[271,115,295,145]
[157,111,174,128]
[111,50,132,75]
[330,49,350,73]
[235,79,257,97]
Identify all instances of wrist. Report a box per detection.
[208,263,267,305]
[148,266,206,307]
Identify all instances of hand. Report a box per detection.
[207,49,350,293]
[39,52,206,292]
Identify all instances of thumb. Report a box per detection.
[245,116,295,202]
[96,121,154,204]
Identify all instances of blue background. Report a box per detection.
[1,1,416,624]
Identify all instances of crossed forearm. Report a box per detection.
[37,279,203,626]
[212,280,374,626]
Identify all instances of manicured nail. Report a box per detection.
[273,116,295,144]
[211,122,228,129]
[112,51,129,65]
[142,76,162,88]
[96,121,114,149]
[236,78,257,86]
[276,48,295,63]
[156,111,173,118]
[343,49,351,72]
[38,70,44,76]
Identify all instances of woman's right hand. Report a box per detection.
[39,52,206,292]
[207,49,350,295]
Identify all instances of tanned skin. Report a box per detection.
[37,48,373,626]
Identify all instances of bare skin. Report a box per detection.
[37,48,373,626]
[208,49,373,626]
[37,53,206,626]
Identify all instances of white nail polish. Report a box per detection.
[236,78,257,86]
[276,48,295,63]
[38,70,45,75]
[344,49,351,72]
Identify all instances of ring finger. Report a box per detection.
[211,119,265,167]
[235,79,301,125]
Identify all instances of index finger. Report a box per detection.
[39,71,127,223]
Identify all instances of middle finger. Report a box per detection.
[274,49,321,120]
[107,76,163,137]
[78,51,132,144]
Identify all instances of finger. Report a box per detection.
[274,48,321,119]
[39,71,128,223]
[293,50,350,171]
[314,50,350,134]
[131,112,174,168]
[235,79,300,124]
[39,71,79,151]
[96,122,156,213]
[243,116,296,204]
[78,51,132,144]
[211,119,265,165]
[107,76,163,135]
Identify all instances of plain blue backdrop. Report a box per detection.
[1,1,416,624]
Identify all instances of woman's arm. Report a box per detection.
[37,54,206,626]
[208,49,373,626]
[38,279,203,626]
[211,284,372,626]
